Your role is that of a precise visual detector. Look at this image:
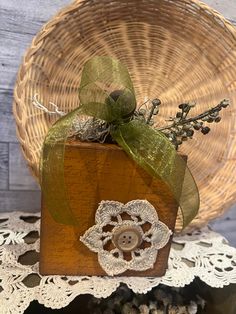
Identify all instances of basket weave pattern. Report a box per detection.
[13,0,236,229]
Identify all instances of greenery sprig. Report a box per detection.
[136,99,230,150]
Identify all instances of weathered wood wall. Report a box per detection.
[0,0,235,245]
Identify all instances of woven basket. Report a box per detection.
[13,0,236,230]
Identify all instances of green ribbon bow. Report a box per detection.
[41,56,199,228]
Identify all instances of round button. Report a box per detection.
[112,225,142,252]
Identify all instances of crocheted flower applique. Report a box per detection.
[80,200,172,276]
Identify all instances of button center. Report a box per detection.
[112,225,142,252]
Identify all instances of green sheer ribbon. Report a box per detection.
[41,56,199,228]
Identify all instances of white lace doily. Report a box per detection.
[0,211,236,314]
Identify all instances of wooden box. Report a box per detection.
[40,141,179,276]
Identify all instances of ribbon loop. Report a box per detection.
[79,56,136,122]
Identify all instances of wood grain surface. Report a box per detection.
[0,0,235,245]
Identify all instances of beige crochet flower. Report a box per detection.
[80,200,172,276]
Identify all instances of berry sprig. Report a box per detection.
[135,98,161,125]
[136,99,230,150]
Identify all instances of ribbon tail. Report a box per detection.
[40,108,81,225]
[111,120,200,228]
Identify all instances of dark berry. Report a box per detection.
[184,106,190,113]
[215,116,222,123]
[201,126,210,134]
[152,98,161,107]
[179,103,189,111]
[193,123,201,130]
[186,129,194,137]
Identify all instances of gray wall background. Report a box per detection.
[0,0,235,245]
